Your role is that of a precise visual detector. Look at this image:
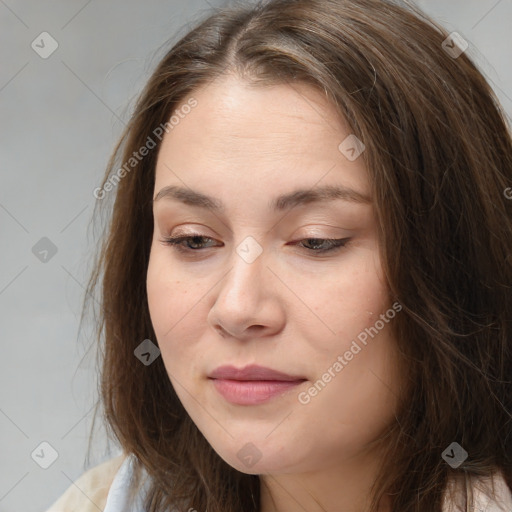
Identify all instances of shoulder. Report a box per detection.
[443,468,512,512]
[44,453,128,512]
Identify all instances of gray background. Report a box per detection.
[0,1,510,511]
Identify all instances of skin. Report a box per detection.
[146,74,403,512]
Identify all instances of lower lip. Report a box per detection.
[210,378,305,405]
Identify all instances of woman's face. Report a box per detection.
[146,75,403,476]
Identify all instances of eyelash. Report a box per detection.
[159,234,351,256]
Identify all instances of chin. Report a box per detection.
[208,436,296,475]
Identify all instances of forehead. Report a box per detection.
[185,73,342,120]
[163,74,348,148]
[153,75,369,202]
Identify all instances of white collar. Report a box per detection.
[103,455,150,512]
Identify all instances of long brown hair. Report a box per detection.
[82,0,512,510]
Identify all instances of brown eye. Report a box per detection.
[159,235,350,256]
[159,234,219,252]
[296,238,351,254]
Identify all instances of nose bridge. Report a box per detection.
[209,233,279,329]
[234,234,265,267]
[223,234,267,300]
[207,229,290,339]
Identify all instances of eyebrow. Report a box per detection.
[153,184,372,212]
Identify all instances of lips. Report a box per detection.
[208,364,306,381]
[208,364,307,405]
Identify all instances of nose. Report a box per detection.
[207,241,286,341]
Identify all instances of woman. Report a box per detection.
[45,0,512,511]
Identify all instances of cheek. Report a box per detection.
[299,252,389,354]
[146,249,220,387]
[146,255,175,331]
[305,269,401,433]
[146,245,199,321]
[146,252,195,356]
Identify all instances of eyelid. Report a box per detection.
[163,228,352,242]
[158,231,352,257]
[165,222,353,237]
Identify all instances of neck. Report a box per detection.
[258,446,391,512]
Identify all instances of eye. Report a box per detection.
[159,234,218,253]
[296,237,350,254]
[158,234,350,256]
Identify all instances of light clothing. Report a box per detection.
[441,469,512,512]
[44,454,127,512]
[102,453,151,512]
[45,453,512,512]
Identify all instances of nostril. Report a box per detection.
[215,325,227,338]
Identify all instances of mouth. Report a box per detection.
[208,364,307,405]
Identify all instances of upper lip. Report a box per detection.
[208,364,306,381]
